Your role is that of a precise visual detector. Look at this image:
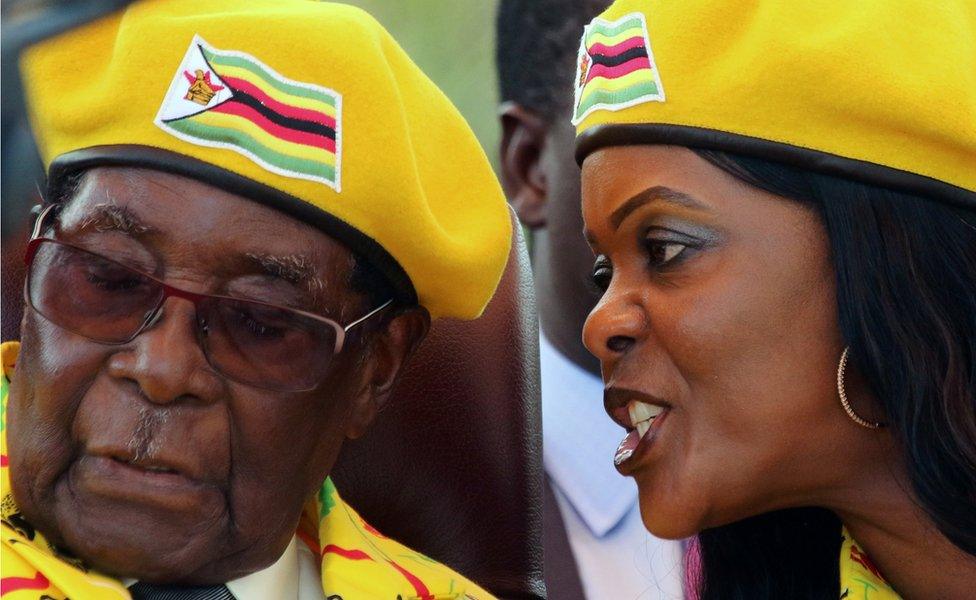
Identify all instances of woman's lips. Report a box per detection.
[613,399,670,472]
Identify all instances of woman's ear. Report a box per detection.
[498,102,549,229]
[344,306,430,439]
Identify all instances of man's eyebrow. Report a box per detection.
[610,185,709,230]
[244,252,326,300]
[77,202,155,235]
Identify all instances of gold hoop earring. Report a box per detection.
[837,347,884,429]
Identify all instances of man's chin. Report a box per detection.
[50,485,233,584]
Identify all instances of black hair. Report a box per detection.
[691,149,976,598]
[495,0,610,120]
[349,253,396,309]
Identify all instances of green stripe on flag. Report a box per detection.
[166,118,336,182]
[576,80,660,117]
[587,15,645,40]
[203,49,337,108]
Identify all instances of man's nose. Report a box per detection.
[107,297,222,405]
[582,289,647,367]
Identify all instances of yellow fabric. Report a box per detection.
[0,342,494,599]
[574,0,976,196]
[19,0,511,320]
[839,527,900,599]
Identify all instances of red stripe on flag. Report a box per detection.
[586,55,652,83]
[2,572,50,595]
[211,101,337,153]
[588,35,645,58]
[221,76,337,129]
[387,559,433,600]
[322,544,373,561]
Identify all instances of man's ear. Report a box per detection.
[498,101,549,229]
[344,306,430,440]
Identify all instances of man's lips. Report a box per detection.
[87,445,202,481]
[69,449,219,511]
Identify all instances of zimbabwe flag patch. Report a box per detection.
[572,12,665,125]
[155,35,342,190]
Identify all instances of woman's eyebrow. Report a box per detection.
[610,185,709,230]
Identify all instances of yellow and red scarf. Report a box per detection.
[840,528,899,599]
[0,342,492,600]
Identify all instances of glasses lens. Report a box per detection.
[28,241,163,342]
[201,297,338,391]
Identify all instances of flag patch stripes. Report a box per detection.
[155,35,342,190]
[572,12,665,125]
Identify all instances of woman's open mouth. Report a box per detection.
[613,399,671,473]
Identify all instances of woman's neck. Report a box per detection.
[826,458,976,599]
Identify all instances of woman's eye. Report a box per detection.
[591,256,613,291]
[645,239,689,269]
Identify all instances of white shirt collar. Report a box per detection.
[121,537,303,600]
[540,331,638,537]
[225,536,299,600]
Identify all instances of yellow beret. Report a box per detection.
[20,0,511,320]
[573,0,976,209]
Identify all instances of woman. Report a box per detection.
[571,0,976,597]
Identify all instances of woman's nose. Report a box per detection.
[582,290,646,365]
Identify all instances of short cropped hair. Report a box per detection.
[495,0,610,121]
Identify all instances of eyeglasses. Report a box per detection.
[23,205,392,392]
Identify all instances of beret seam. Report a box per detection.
[575,123,976,211]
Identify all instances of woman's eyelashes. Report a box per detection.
[590,226,713,292]
[642,227,702,271]
[592,255,613,292]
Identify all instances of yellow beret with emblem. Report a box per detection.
[572,0,976,209]
[20,0,512,319]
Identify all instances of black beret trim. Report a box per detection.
[575,124,976,211]
[48,145,418,307]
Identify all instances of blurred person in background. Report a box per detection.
[575,0,976,597]
[496,1,685,598]
[0,1,511,598]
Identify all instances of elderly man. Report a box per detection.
[0,1,510,598]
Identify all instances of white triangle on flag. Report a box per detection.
[154,35,234,123]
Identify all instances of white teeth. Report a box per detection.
[628,400,664,427]
[636,420,651,438]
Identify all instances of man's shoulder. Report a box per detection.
[309,478,495,599]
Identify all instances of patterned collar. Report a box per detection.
[840,527,900,599]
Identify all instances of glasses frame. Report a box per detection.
[23,204,393,392]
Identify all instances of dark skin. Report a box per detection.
[7,167,429,584]
[581,145,976,599]
[499,102,601,375]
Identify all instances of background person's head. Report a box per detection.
[496,0,609,373]
[7,0,510,585]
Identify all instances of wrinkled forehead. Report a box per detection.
[55,167,357,297]
[63,168,338,247]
